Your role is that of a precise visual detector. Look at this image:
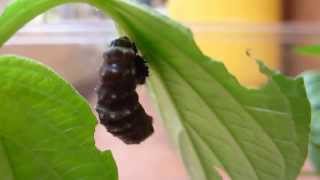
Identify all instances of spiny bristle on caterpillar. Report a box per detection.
[95,36,153,144]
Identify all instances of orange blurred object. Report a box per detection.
[168,0,282,86]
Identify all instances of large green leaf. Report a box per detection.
[0,55,117,180]
[304,72,320,171]
[0,0,311,179]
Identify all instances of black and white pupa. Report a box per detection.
[95,37,153,144]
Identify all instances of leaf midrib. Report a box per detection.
[148,67,212,180]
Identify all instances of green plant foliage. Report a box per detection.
[304,72,320,172]
[296,45,320,56]
[0,0,312,179]
[0,56,117,180]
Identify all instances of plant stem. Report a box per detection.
[0,138,14,180]
[0,0,78,46]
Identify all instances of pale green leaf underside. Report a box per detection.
[0,56,117,180]
[304,72,320,172]
[0,0,311,180]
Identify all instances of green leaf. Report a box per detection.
[295,45,320,56]
[0,0,311,180]
[0,55,117,180]
[304,72,320,171]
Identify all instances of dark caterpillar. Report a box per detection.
[95,37,154,144]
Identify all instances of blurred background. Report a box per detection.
[1,0,320,179]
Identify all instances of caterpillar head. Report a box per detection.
[110,36,138,53]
